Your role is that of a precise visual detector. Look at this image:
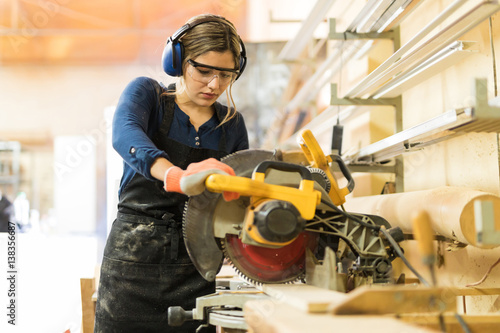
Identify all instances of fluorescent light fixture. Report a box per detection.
[371,41,477,98]
[278,0,338,61]
[348,0,393,33]
[377,7,405,33]
[342,107,479,163]
[285,40,367,111]
[345,0,474,97]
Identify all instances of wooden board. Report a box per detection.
[448,287,500,296]
[260,284,456,315]
[399,313,500,333]
[244,300,437,333]
[259,284,348,313]
[330,285,456,315]
[80,278,96,333]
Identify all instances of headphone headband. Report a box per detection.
[171,17,223,43]
[162,16,247,80]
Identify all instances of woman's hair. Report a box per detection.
[168,14,243,126]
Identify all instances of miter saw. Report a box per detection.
[169,129,405,330]
[183,129,403,287]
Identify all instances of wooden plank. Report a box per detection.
[399,313,500,333]
[261,284,456,315]
[244,300,437,333]
[330,285,456,315]
[80,278,96,333]
[448,287,500,296]
[259,284,348,313]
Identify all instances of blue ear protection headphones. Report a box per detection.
[162,16,247,81]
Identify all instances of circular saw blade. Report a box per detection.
[183,148,319,284]
[183,149,276,281]
[221,232,318,285]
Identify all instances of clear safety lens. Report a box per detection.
[187,59,238,85]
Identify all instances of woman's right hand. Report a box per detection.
[163,158,239,201]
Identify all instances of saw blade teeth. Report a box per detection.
[220,237,303,286]
[220,238,262,286]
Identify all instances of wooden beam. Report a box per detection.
[260,284,456,315]
[330,285,456,315]
[244,300,437,333]
[448,287,500,296]
[259,284,347,313]
[80,278,96,333]
[399,313,500,333]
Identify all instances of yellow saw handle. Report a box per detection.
[297,129,353,206]
[205,161,321,220]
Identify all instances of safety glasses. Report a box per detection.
[187,59,239,85]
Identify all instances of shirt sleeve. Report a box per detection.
[112,77,169,181]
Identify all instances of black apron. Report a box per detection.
[94,91,227,333]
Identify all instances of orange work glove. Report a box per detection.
[163,158,240,201]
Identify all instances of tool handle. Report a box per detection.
[331,154,355,193]
[205,174,320,220]
[253,161,313,181]
[297,129,353,206]
[297,129,328,169]
[412,211,436,265]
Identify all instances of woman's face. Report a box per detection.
[183,50,237,107]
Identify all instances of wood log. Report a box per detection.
[343,186,500,248]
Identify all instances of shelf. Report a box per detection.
[344,79,500,164]
[0,141,21,151]
[280,1,499,155]
[0,175,20,184]
[0,141,21,197]
[345,0,500,98]
[278,37,477,149]
[279,0,420,113]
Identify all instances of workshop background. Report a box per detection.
[0,0,500,332]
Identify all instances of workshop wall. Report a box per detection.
[338,0,500,314]
[401,1,500,194]
[401,1,500,314]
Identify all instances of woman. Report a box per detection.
[94,14,249,332]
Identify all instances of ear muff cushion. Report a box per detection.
[162,39,184,77]
[236,54,246,81]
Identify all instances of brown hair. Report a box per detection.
[166,14,243,126]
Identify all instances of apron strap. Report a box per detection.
[162,212,181,260]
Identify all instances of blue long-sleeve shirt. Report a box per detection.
[112,76,249,195]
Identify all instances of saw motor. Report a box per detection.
[182,130,404,289]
